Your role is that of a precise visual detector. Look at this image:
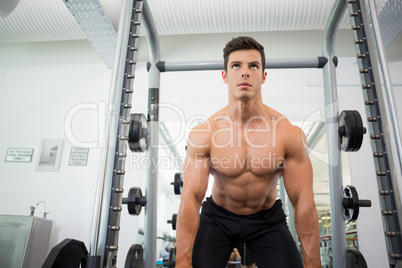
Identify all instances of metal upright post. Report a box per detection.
[88,0,133,266]
[366,0,402,206]
[322,0,348,267]
[142,1,161,267]
[367,0,402,167]
[101,0,144,266]
[347,0,402,265]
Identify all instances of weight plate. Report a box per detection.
[342,185,360,221]
[172,214,177,230]
[169,247,176,268]
[339,110,365,152]
[339,110,354,151]
[128,113,148,152]
[174,173,183,195]
[349,111,359,151]
[352,111,364,152]
[42,239,88,268]
[167,213,177,231]
[127,187,143,215]
[339,111,348,150]
[346,249,368,268]
[349,112,359,151]
[125,244,144,268]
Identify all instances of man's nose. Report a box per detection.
[241,73,249,78]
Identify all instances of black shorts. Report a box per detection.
[192,197,302,268]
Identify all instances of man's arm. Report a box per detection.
[282,126,321,268]
[176,126,211,267]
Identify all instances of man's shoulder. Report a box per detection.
[186,108,228,153]
[209,107,229,121]
[263,105,305,144]
[195,107,228,131]
[263,105,292,128]
[187,120,213,153]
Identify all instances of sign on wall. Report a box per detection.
[69,147,89,166]
[5,148,34,162]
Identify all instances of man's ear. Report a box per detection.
[262,71,267,84]
[222,70,228,84]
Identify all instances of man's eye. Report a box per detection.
[251,65,258,69]
[232,64,240,69]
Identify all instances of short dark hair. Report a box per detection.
[223,36,266,74]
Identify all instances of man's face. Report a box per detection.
[222,49,267,100]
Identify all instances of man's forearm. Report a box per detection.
[298,230,321,267]
[175,198,202,267]
[295,203,322,267]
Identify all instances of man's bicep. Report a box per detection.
[182,148,211,204]
[282,129,314,205]
[283,156,313,204]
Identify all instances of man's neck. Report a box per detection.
[226,98,266,125]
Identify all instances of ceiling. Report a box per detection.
[1,0,400,68]
[0,0,396,43]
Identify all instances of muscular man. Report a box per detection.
[176,36,321,268]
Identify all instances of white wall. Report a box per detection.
[0,40,185,267]
[0,40,111,252]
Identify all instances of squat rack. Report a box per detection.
[89,0,402,267]
[324,0,402,267]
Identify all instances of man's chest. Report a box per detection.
[209,140,285,177]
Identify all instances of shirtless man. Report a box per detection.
[175,36,321,268]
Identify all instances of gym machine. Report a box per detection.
[323,0,402,267]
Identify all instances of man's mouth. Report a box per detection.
[238,82,251,88]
